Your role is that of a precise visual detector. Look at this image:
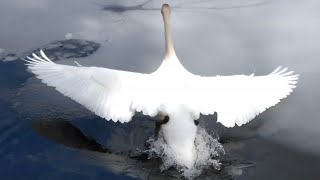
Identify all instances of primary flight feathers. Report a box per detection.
[24,50,298,127]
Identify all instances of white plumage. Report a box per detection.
[24,4,298,168]
[24,50,298,127]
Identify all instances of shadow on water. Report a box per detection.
[30,117,257,180]
[94,0,274,14]
[32,119,110,153]
[94,0,158,13]
[31,115,320,180]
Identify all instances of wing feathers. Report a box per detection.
[197,66,299,127]
[23,50,155,123]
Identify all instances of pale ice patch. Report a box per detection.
[0,48,17,62]
[146,126,225,179]
[0,48,4,58]
[65,33,73,40]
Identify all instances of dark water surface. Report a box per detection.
[1,0,320,179]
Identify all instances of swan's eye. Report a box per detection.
[194,120,199,126]
[163,116,169,124]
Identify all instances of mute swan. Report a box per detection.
[24,4,298,169]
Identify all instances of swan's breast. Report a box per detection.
[160,106,198,168]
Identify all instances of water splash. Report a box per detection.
[146,126,225,179]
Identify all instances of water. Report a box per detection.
[147,127,224,179]
[1,0,320,179]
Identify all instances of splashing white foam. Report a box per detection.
[146,126,225,179]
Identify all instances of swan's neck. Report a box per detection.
[162,4,176,59]
[156,4,190,75]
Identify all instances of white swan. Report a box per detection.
[24,4,298,168]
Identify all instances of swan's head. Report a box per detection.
[161,4,171,16]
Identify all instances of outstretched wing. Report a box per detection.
[24,50,161,123]
[190,67,299,127]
